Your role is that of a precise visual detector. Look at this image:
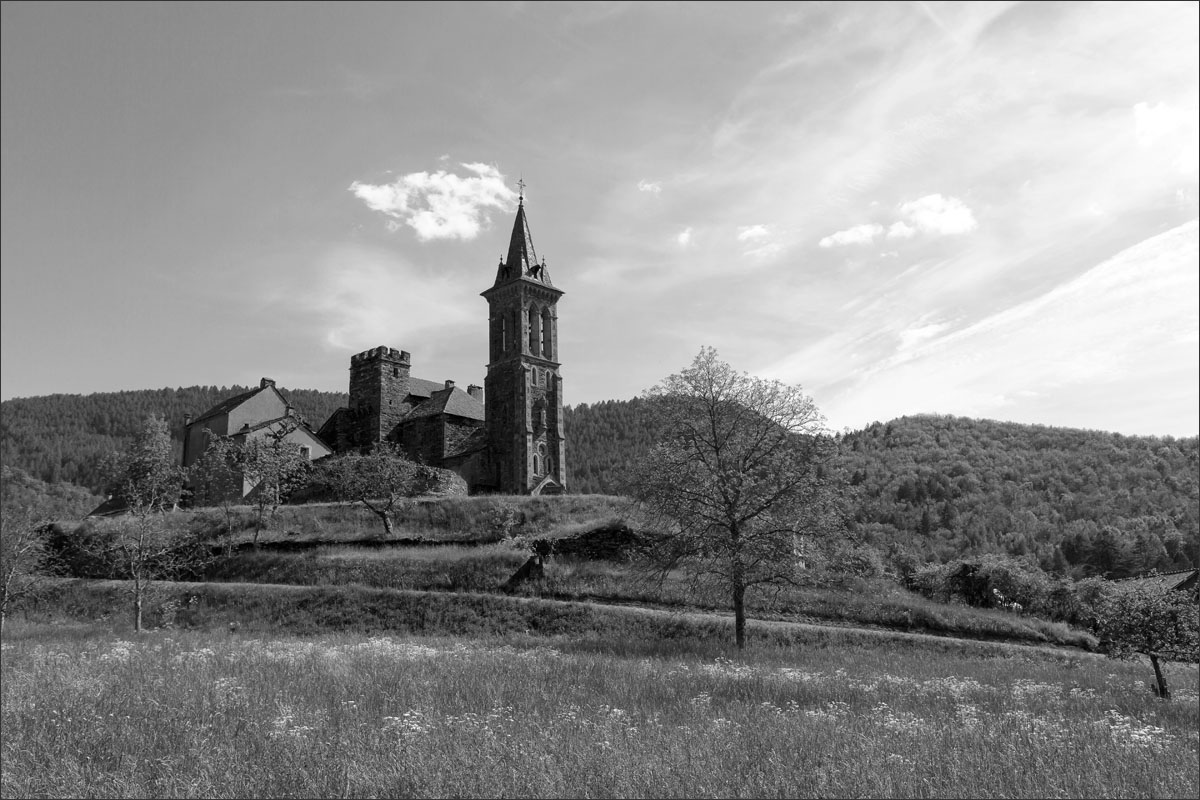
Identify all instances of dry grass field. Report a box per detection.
[2,620,1197,799]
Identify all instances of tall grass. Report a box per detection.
[2,623,1196,798]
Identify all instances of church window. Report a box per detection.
[528,305,541,356]
[541,308,553,359]
[393,367,399,377]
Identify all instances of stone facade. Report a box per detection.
[480,196,567,495]
[348,346,414,446]
[316,194,566,496]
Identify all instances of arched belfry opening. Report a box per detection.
[480,183,567,494]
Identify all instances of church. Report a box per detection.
[184,190,568,497]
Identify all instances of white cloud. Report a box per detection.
[677,227,693,246]
[737,224,771,241]
[638,179,663,193]
[816,195,977,248]
[349,162,517,241]
[897,194,977,236]
[818,223,883,247]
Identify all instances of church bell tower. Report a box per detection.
[481,186,566,494]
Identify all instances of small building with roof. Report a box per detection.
[181,377,332,501]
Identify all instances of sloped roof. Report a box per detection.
[232,415,330,448]
[189,386,263,426]
[405,385,485,422]
[405,377,445,399]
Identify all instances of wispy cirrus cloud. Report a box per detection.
[349,162,517,241]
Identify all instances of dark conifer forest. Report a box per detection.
[3,390,1196,579]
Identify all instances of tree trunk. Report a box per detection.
[733,582,746,650]
[1149,653,1171,699]
[382,514,394,538]
[134,586,144,633]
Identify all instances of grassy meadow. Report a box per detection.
[2,620,1197,799]
[4,495,1197,798]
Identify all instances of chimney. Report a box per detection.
[444,379,455,390]
[260,377,275,389]
[467,384,483,401]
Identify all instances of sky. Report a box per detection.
[2,1,1197,438]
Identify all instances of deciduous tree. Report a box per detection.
[629,347,844,649]
[320,444,421,537]
[238,418,312,545]
[101,415,185,513]
[98,416,207,631]
[1096,578,1199,700]
[187,430,242,552]
[0,509,56,635]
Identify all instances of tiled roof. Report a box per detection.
[406,377,445,399]
[406,386,485,422]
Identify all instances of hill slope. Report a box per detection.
[562,402,1199,578]
[4,390,1196,578]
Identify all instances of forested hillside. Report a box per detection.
[1,386,347,491]
[4,390,1196,579]
[836,415,1198,578]
[561,401,1198,579]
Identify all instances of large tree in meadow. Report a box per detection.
[1096,577,1199,700]
[629,347,843,649]
[320,444,421,537]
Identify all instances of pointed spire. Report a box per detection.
[493,182,554,287]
